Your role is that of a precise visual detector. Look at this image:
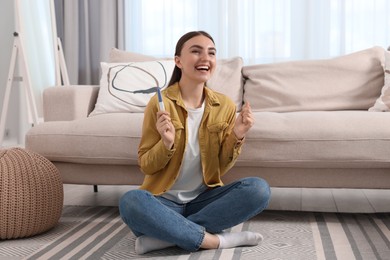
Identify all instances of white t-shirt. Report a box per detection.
[162,102,207,203]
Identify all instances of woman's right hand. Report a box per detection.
[156,111,175,149]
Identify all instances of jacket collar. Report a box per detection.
[166,82,221,109]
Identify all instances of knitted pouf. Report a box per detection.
[0,147,63,239]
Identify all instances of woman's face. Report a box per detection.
[175,35,217,84]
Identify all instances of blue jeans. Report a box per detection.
[119,177,270,252]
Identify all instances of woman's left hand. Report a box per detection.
[233,102,254,140]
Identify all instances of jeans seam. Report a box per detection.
[194,226,206,251]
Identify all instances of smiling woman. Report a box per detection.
[118,31,271,255]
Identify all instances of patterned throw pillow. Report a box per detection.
[89,60,175,116]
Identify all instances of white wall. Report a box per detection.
[0,0,20,147]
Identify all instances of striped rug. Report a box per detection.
[0,206,389,259]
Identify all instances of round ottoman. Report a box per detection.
[0,147,63,239]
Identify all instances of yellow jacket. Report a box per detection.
[138,82,244,195]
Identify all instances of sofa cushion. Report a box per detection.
[243,46,385,112]
[26,113,143,165]
[89,60,175,116]
[108,48,244,111]
[205,57,244,111]
[237,111,390,168]
[369,50,390,111]
[26,111,390,169]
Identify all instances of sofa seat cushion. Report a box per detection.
[27,111,390,169]
[26,113,143,165]
[238,111,390,168]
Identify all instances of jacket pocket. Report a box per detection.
[207,122,229,144]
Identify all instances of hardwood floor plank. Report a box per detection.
[63,185,389,213]
[302,188,337,212]
[331,189,374,213]
[362,189,390,212]
[268,187,302,211]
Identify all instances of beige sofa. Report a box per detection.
[25,46,390,189]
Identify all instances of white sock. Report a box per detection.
[135,235,175,254]
[217,231,263,249]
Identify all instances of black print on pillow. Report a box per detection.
[107,60,174,108]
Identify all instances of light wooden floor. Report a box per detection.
[64,184,390,213]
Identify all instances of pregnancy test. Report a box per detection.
[157,87,165,111]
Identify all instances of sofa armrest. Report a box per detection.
[43,85,99,121]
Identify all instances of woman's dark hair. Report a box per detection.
[168,31,215,86]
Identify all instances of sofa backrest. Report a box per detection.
[242,46,385,112]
